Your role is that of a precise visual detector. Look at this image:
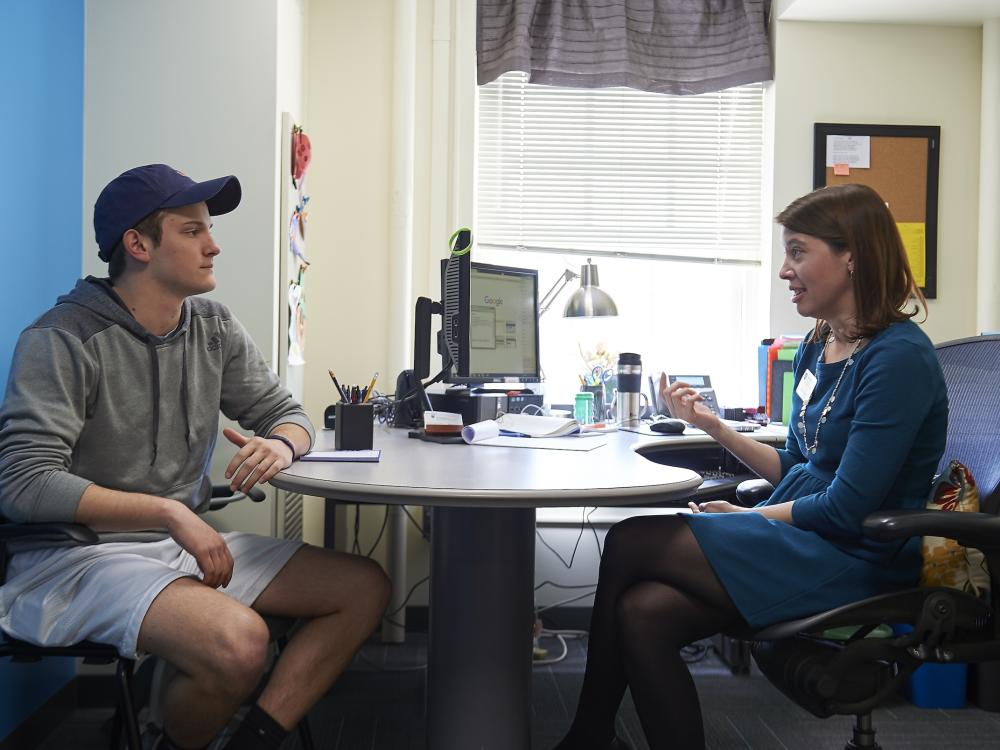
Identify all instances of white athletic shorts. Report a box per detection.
[0,532,302,659]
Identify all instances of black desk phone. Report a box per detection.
[649,374,721,418]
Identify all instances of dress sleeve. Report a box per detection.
[791,339,939,538]
[0,328,96,522]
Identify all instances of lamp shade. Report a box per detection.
[563,259,618,317]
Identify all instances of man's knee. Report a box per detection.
[354,556,391,614]
[202,608,271,694]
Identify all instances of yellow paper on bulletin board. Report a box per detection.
[897,222,926,288]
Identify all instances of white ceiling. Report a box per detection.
[777,0,1000,26]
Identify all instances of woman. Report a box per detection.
[553,184,948,750]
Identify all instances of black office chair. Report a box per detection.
[729,334,1000,749]
[0,485,270,750]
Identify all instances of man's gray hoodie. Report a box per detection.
[0,277,314,522]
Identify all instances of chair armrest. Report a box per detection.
[0,522,99,546]
[863,508,1000,550]
[208,485,266,511]
[735,478,774,507]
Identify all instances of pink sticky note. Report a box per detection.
[833,163,850,176]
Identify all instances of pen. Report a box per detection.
[362,371,379,403]
[327,370,349,402]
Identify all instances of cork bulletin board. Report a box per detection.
[813,123,940,298]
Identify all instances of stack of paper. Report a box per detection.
[495,413,581,437]
[460,414,606,451]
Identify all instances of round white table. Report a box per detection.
[272,424,704,749]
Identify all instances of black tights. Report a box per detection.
[554,515,743,750]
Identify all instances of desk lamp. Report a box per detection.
[538,258,618,318]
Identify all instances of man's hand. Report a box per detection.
[164,504,235,588]
[223,427,294,493]
[687,500,751,514]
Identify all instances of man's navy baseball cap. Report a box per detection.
[94,164,242,262]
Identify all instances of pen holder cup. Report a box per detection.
[580,384,606,422]
[334,403,375,450]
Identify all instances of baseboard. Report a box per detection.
[0,679,77,750]
[537,606,592,630]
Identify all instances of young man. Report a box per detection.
[0,164,390,750]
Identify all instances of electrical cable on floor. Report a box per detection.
[533,632,570,665]
[533,628,590,666]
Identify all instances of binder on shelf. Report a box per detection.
[765,335,803,420]
[769,359,795,424]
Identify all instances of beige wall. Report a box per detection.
[84,0,300,536]
[305,1,437,575]
[769,20,983,343]
[301,8,988,581]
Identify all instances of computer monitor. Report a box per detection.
[440,256,540,384]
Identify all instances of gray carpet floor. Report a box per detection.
[34,634,1000,750]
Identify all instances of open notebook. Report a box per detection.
[494,413,580,437]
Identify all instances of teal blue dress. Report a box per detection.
[687,320,948,628]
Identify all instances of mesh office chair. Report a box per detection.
[731,334,1000,749]
[0,485,270,750]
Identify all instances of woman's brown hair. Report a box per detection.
[776,183,926,342]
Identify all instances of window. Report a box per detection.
[475,72,768,409]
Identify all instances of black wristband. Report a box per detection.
[267,434,298,460]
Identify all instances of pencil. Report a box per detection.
[327,370,349,402]
[362,372,379,403]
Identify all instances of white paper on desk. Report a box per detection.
[462,420,501,444]
[470,435,607,451]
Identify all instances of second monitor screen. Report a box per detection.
[468,264,538,379]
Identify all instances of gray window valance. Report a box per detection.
[477,0,772,95]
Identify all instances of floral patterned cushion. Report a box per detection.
[920,460,990,595]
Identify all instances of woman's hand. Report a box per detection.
[687,500,750,514]
[660,374,719,431]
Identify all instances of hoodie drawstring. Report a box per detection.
[147,341,160,466]
[180,336,193,450]
[147,334,194,466]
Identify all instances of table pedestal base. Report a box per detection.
[428,506,536,749]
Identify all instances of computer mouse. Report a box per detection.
[649,418,686,434]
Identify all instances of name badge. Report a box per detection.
[796,369,817,401]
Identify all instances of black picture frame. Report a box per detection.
[813,123,940,299]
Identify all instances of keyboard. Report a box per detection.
[701,469,738,481]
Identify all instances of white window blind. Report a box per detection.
[476,72,765,265]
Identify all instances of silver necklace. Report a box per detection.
[798,337,862,455]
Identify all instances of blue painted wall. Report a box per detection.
[0,0,84,738]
